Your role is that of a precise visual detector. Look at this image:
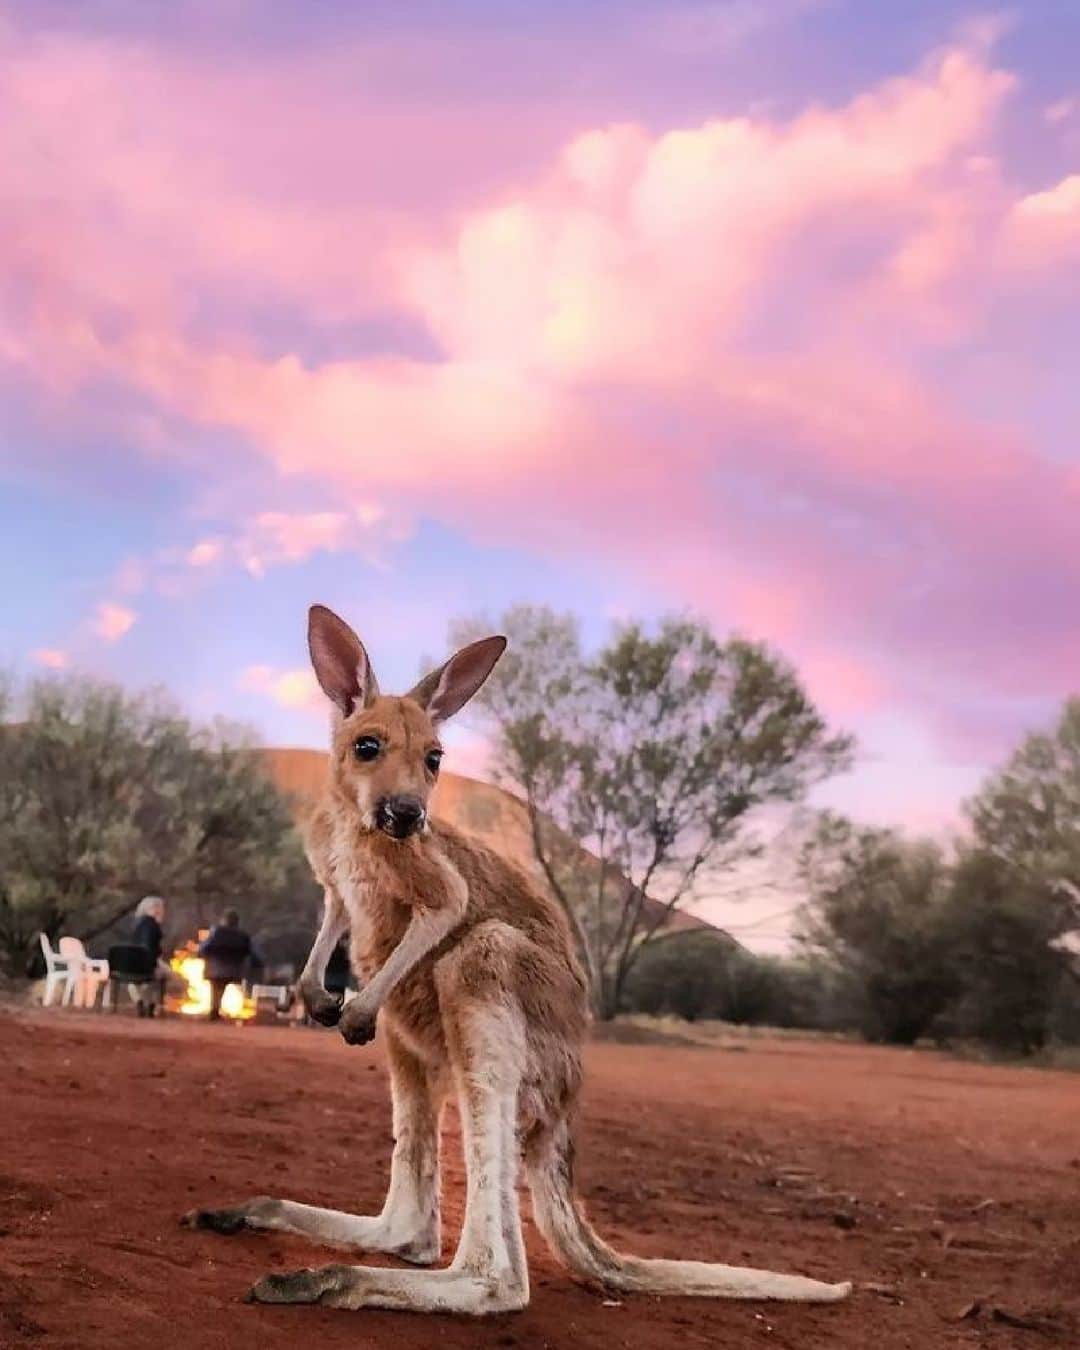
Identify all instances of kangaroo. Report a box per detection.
[182,604,851,1314]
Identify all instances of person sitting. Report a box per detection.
[131,895,170,1017]
[198,909,262,1020]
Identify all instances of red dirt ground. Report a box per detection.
[2,1007,1079,1349]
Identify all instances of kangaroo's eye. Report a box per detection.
[425,748,443,774]
[353,736,381,762]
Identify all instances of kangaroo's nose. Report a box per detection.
[380,794,426,838]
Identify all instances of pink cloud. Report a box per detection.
[32,648,69,670]
[1002,174,1080,270]
[1044,98,1077,126]
[238,664,323,715]
[236,508,406,577]
[5,21,1080,762]
[0,13,585,396]
[92,603,136,642]
[185,538,223,568]
[112,558,148,596]
[111,507,408,606]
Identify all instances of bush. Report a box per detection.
[796,818,958,1044]
[0,674,318,976]
[937,851,1073,1055]
[621,931,839,1030]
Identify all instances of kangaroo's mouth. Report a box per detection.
[375,799,426,840]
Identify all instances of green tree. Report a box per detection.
[621,930,737,1021]
[0,675,311,975]
[968,698,1080,925]
[450,606,853,1018]
[796,813,957,1044]
[622,932,839,1029]
[939,849,1073,1055]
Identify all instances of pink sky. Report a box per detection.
[4,3,1080,882]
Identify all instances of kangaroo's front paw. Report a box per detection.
[301,982,344,1027]
[339,999,377,1046]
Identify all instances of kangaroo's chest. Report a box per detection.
[327,845,397,973]
[326,825,467,1067]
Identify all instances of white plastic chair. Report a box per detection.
[40,933,79,1007]
[57,936,110,1008]
[251,983,291,1012]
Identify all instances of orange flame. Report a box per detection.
[169,930,255,1020]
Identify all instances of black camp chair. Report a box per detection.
[105,943,166,1015]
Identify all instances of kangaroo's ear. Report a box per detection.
[407,636,507,725]
[307,604,380,718]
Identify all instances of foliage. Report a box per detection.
[621,930,737,1021]
[451,606,853,1017]
[432,670,1080,1054]
[0,675,313,975]
[795,813,958,1044]
[622,930,838,1028]
[967,698,1080,924]
[937,849,1075,1055]
[794,790,1080,1054]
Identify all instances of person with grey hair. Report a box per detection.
[132,895,169,1017]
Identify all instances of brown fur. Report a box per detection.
[304,694,590,1126]
[182,607,851,1314]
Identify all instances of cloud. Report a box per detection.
[1044,97,1077,125]
[185,538,224,567]
[1002,174,1080,269]
[32,648,69,669]
[114,506,408,606]
[238,664,323,714]
[637,0,824,57]
[112,558,148,596]
[4,21,1079,765]
[92,603,136,642]
[235,507,407,578]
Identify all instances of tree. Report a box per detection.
[622,931,838,1029]
[0,675,311,975]
[449,606,853,1017]
[621,930,737,1021]
[968,698,1080,927]
[939,850,1073,1055]
[954,704,1080,1052]
[796,814,957,1044]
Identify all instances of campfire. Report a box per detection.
[169,929,256,1020]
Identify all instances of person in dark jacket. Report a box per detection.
[131,895,168,1017]
[198,909,262,1020]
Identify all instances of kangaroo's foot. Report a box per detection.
[248,1262,528,1314]
[181,1195,440,1265]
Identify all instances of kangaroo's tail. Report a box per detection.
[524,1120,851,1303]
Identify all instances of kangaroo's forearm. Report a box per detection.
[299,888,350,1025]
[338,902,461,1047]
[339,847,469,1045]
[354,906,457,1013]
[355,847,468,1014]
[300,887,348,989]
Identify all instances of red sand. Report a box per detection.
[3,1007,1079,1348]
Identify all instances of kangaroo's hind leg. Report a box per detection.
[184,1028,442,1264]
[248,931,533,1314]
[248,996,530,1314]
